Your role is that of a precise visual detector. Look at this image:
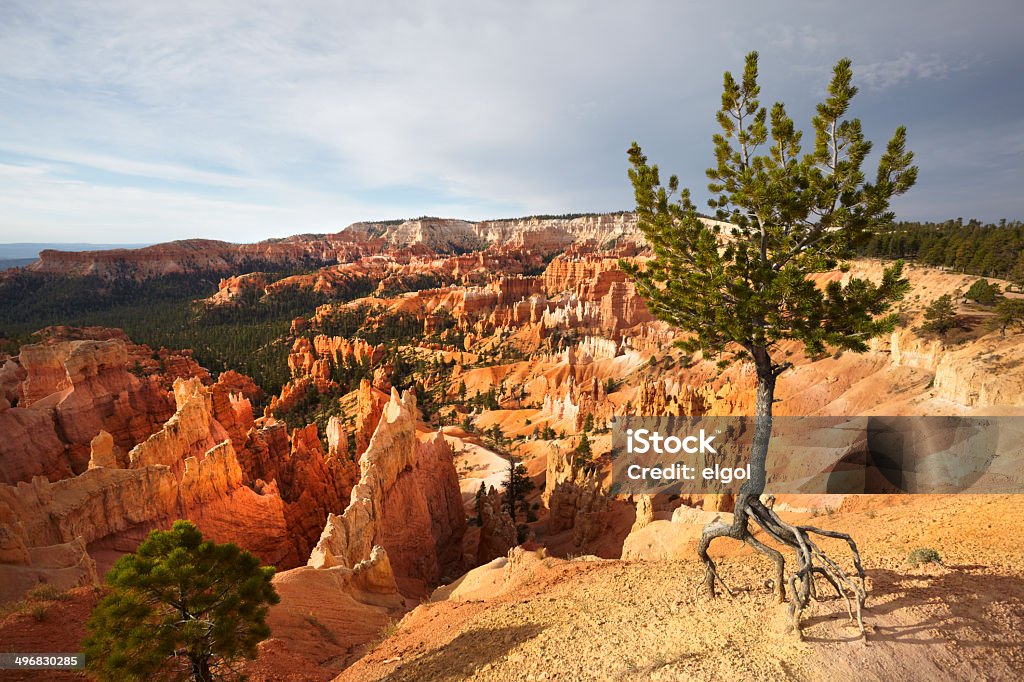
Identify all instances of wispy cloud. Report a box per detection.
[857,52,968,90]
[760,23,838,55]
[0,1,1021,242]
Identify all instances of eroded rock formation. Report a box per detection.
[1,338,179,484]
[476,486,517,564]
[308,388,466,597]
[544,448,611,548]
[0,360,371,602]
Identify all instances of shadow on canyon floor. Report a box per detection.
[379,623,546,681]
[801,566,1024,650]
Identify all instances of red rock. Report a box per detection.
[260,545,405,674]
[54,340,175,471]
[238,420,358,562]
[87,431,117,469]
[354,379,389,456]
[208,272,267,305]
[0,376,300,584]
[0,358,25,404]
[213,369,264,404]
[17,342,73,406]
[0,406,71,484]
[0,533,98,604]
[210,375,255,450]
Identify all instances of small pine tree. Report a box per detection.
[83,521,279,681]
[965,279,1001,306]
[923,294,958,335]
[582,413,595,433]
[503,459,535,524]
[1008,255,1024,292]
[991,297,1024,335]
[488,423,505,448]
[474,481,488,524]
[575,433,592,465]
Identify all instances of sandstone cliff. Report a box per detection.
[0,378,296,574]
[1,338,178,484]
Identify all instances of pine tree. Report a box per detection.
[1009,255,1024,292]
[623,51,915,628]
[965,279,1001,306]
[991,297,1024,335]
[488,423,505,449]
[923,294,958,335]
[575,432,592,465]
[83,521,279,681]
[475,481,488,525]
[503,459,535,524]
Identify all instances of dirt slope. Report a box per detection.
[339,494,1024,681]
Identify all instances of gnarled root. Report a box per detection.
[697,494,867,638]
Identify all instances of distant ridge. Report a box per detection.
[0,258,35,271]
[0,243,151,259]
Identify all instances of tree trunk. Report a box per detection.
[190,655,213,682]
[743,356,776,501]
[695,348,868,636]
[697,351,778,598]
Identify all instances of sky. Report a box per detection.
[0,0,1021,244]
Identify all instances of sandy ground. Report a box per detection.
[445,430,509,505]
[338,494,1024,682]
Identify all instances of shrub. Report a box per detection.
[907,547,942,566]
[28,584,70,602]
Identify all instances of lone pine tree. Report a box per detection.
[83,521,279,681]
[964,278,1001,306]
[923,294,958,335]
[575,432,593,465]
[503,458,535,523]
[991,297,1024,335]
[622,51,916,634]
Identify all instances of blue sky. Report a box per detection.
[0,1,1021,243]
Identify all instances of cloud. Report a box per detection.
[0,1,1021,241]
[760,23,838,55]
[0,159,510,243]
[857,52,967,90]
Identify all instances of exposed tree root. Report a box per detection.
[697,493,868,639]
